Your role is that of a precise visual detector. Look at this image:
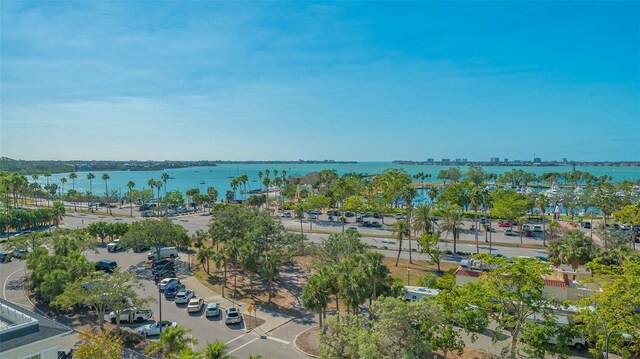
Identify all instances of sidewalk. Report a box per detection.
[181,276,295,333]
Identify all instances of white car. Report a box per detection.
[187,297,204,313]
[106,239,122,252]
[136,320,177,337]
[225,308,242,324]
[174,289,194,304]
[158,278,180,291]
[280,211,292,218]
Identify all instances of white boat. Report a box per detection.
[546,183,560,196]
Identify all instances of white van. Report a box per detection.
[148,247,179,260]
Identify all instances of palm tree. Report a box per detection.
[197,245,214,274]
[536,194,550,246]
[60,177,67,195]
[87,172,95,211]
[145,326,197,357]
[101,173,111,214]
[302,275,330,326]
[239,243,258,296]
[260,250,281,303]
[224,238,242,296]
[469,187,487,254]
[31,174,39,207]
[316,265,340,312]
[440,206,464,254]
[362,252,389,312]
[262,176,271,210]
[392,219,411,266]
[161,172,170,216]
[230,178,238,201]
[44,171,51,206]
[212,249,227,297]
[402,186,417,263]
[155,180,164,215]
[198,341,235,359]
[427,186,439,204]
[148,179,157,215]
[412,203,434,235]
[126,181,135,217]
[52,201,66,228]
[69,172,77,190]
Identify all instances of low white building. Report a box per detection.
[0,299,72,359]
[404,286,440,302]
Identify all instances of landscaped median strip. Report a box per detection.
[287,228,546,250]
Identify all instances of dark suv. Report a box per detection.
[95,260,118,272]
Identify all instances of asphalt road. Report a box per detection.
[60,211,550,260]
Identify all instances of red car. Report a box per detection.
[498,221,511,228]
[524,230,533,237]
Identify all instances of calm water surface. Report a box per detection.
[42,163,640,197]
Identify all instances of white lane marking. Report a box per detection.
[266,336,290,345]
[227,337,259,355]
[225,333,247,345]
[3,267,25,301]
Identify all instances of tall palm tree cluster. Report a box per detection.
[302,231,395,325]
[194,205,303,303]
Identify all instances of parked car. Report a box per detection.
[344,211,355,217]
[136,320,177,337]
[498,221,511,228]
[107,239,122,252]
[524,230,533,237]
[152,262,175,274]
[175,289,195,304]
[0,252,11,263]
[533,225,543,232]
[395,213,405,220]
[582,221,592,229]
[107,308,153,324]
[154,269,176,282]
[480,217,487,224]
[95,259,117,272]
[225,308,242,324]
[11,249,28,259]
[280,211,292,218]
[370,221,382,228]
[505,229,515,236]
[151,258,175,269]
[187,297,204,313]
[356,216,364,223]
[205,302,220,317]
[164,283,186,298]
[158,278,180,291]
[522,224,531,231]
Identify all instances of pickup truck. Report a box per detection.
[107,308,153,324]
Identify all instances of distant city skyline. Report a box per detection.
[1,1,638,161]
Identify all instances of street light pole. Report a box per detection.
[589,305,633,359]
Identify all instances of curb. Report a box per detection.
[294,326,320,358]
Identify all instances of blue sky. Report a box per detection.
[1,1,638,161]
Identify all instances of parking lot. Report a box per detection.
[82,247,310,357]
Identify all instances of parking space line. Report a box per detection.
[227,337,258,355]
[225,333,247,345]
[266,336,290,345]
